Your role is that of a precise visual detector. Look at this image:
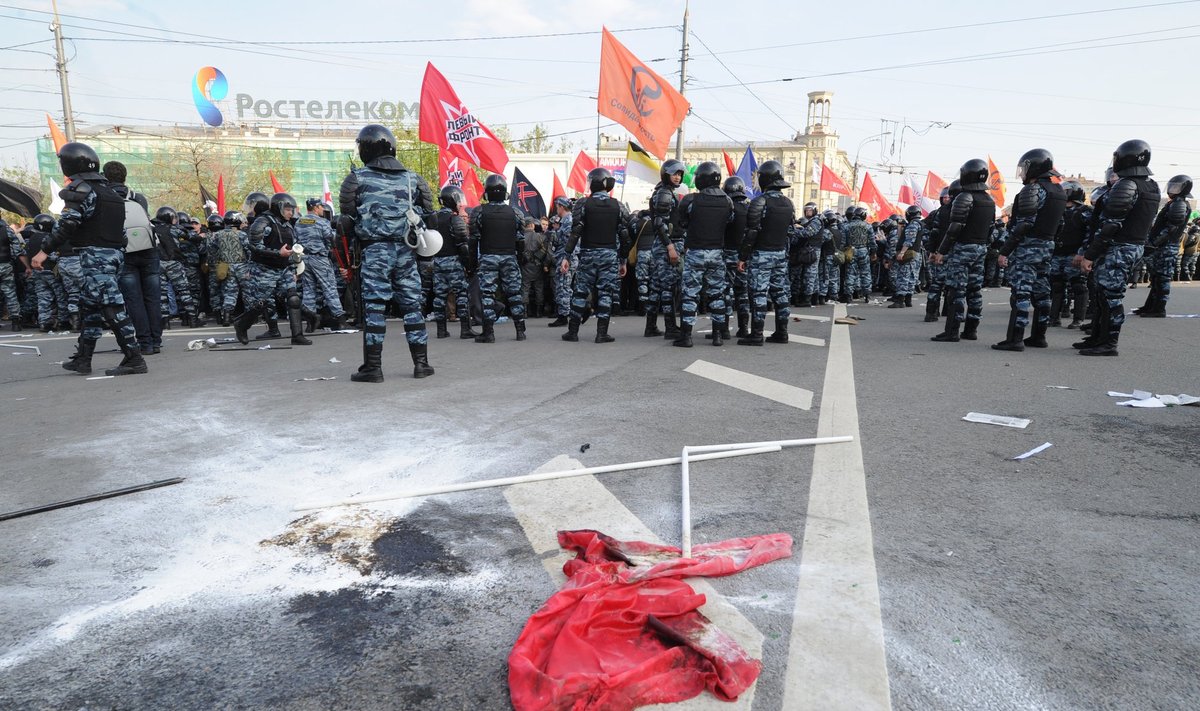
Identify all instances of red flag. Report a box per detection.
[858,172,897,222]
[567,150,597,195]
[722,151,736,177]
[986,155,1006,208]
[419,62,509,174]
[597,27,691,160]
[923,171,948,199]
[216,175,225,216]
[550,170,567,207]
[45,114,67,153]
[897,184,916,205]
[438,149,482,208]
[269,170,285,194]
[819,163,852,196]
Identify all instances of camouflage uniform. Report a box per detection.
[56,251,84,317]
[470,201,527,337]
[212,227,249,312]
[894,219,926,298]
[844,219,874,296]
[295,211,345,319]
[0,221,25,323]
[738,187,795,343]
[648,180,682,319]
[550,211,575,319]
[996,177,1065,345]
[176,228,205,315]
[561,191,629,342]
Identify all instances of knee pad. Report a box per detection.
[287,293,302,310]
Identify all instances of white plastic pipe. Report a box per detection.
[681,447,692,559]
[294,444,783,511]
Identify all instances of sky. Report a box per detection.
[2,0,1198,200]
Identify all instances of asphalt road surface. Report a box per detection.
[2,283,1197,711]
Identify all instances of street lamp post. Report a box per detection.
[853,132,890,196]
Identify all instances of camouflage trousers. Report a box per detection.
[431,256,470,320]
[1048,254,1082,281]
[1148,243,1180,304]
[1005,239,1053,328]
[571,248,619,321]
[553,254,577,318]
[78,247,137,348]
[1094,243,1143,331]
[893,253,922,296]
[748,250,790,324]
[680,248,726,327]
[160,259,195,317]
[218,262,251,312]
[247,262,298,311]
[182,263,203,313]
[636,248,654,312]
[791,260,820,298]
[477,253,525,323]
[942,243,987,324]
[723,249,750,319]
[206,270,222,313]
[821,254,841,297]
[649,239,683,315]
[0,262,19,319]
[301,253,345,317]
[32,268,68,325]
[57,255,83,314]
[359,241,426,347]
[925,259,946,303]
[848,246,872,295]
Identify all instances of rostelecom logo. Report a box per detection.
[193,66,228,127]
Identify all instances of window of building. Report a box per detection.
[810,189,818,200]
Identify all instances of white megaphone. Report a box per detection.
[410,227,443,257]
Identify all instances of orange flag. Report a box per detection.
[986,155,1006,208]
[858,171,897,222]
[269,170,285,194]
[567,150,597,195]
[597,27,690,161]
[923,171,948,199]
[819,163,852,196]
[45,114,67,152]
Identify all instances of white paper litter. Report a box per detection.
[1165,314,1200,318]
[49,361,64,365]
[1013,442,1053,460]
[328,357,341,363]
[295,376,337,381]
[1131,390,1153,400]
[15,397,26,400]
[186,339,206,351]
[257,345,271,350]
[324,329,359,334]
[11,352,31,356]
[1109,389,1199,407]
[1045,386,1076,390]
[963,412,1031,429]
[1118,398,1166,408]
[86,376,115,380]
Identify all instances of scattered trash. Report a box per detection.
[328,357,341,363]
[295,376,337,382]
[2,344,41,355]
[1165,314,1200,318]
[579,443,591,454]
[85,376,115,380]
[11,352,31,356]
[1108,390,1200,407]
[946,551,954,556]
[834,316,860,325]
[258,345,271,350]
[186,339,206,351]
[1045,385,1076,390]
[49,361,64,365]
[962,412,1031,429]
[14,398,26,401]
[324,329,360,334]
[1012,442,1053,460]
[1108,390,1153,400]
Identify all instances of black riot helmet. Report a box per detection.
[1062,181,1086,203]
[693,161,721,190]
[32,213,55,232]
[176,211,192,226]
[484,173,507,202]
[660,159,685,185]
[958,159,989,191]
[439,185,465,211]
[821,209,837,226]
[57,141,100,177]
[223,210,243,227]
[905,205,922,221]
[155,206,177,224]
[948,179,963,198]
[1089,186,1106,205]
[1016,148,1056,184]
[269,192,297,218]
[722,176,746,199]
[305,197,324,210]
[206,213,224,231]
[1167,174,1193,199]
[1104,166,1118,185]
[757,160,789,190]
[853,206,868,221]
[939,187,950,205]
[356,124,396,163]
[243,192,269,217]
[587,167,616,193]
[1112,139,1151,177]
[843,206,854,219]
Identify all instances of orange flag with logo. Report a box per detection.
[46,114,67,152]
[597,27,690,161]
[986,155,1006,208]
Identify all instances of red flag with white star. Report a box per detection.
[419,62,509,174]
[438,149,483,208]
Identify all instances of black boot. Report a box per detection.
[767,317,789,343]
[931,290,960,342]
[711,324,723,346]
[410,342,435,378]
[672,322,693,347]
[105,345,148,376]
[304,309,319,334]
[179,313,192,328]
[62,338,95,375]
[219,309,231,327]
[233,306,264,345]
[475,319,496,343]
[1067,287,1088,329]
[887,296,905,309]
[459,318,478,339]
[904,294,913,307]
[255,317,281,340]
[924,297,940,322]
[1079,329,1119,356]
[735,312,749,338]
[547,315,569,327]
[288,304,313,346]
[1024,305,1049,348]
[961,319,978,341]
[436,319,450,339]
[191,312,206,328]
[1049,285,1064,327]
[643,312,662,337]
[992,309,1025,351]
[737,320,764,346]
[561,317,580,342]
[594,317,614,343]
[351,342,384,382]
[515,319,527,341]
[10,318,21,332]
[663,313,680,339]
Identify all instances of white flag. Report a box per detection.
[322,173,331,206]
[48,179,65,215]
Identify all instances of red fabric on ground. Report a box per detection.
[508,530,793,711]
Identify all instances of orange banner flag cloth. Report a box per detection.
[597,27,690,161]
[269,170,285,194]
[858,171,897,222]
[986,155,1006,208]
[819,163,852,196]
[567,150,598,195]
[722,151,737,177]
[923,171,948,199]
[550,170,567,208]
[45,114,68,153]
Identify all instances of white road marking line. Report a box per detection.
[685,360,814,410]
[783,302,890,710]
[505,455,762,710]
[789,334,826,347]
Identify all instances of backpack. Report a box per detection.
[122,191,156,253]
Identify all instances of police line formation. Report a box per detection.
[3,126,1195,381]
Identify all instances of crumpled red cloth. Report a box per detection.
[508,529,793,711]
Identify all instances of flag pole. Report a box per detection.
[673,0,690,161]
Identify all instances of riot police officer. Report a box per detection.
[469,173,527,343]
[721,177,751,338]
[1137,174,1192,318]
[429,185,477,339]
[646,159,685,338]
[560,167,630,344]
[891,204,926,308]
[295,198,347,331]
[1049,182,1091,329]
[673,161,732,347]
[737,160,795,345]
[930,160,995,342]
[236,192,311,348]
[923,186,953,321]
